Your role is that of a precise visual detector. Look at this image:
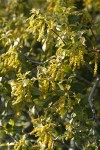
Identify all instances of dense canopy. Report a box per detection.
[0,0,100,149]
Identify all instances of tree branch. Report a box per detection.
[88,77,100,111]
[25,55,56,65]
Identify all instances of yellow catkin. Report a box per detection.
[94,61,98,76]
[43,133,48,145]
[37,24,45,41]
[48,136,53,149]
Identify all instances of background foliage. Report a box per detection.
[0,0,100,149]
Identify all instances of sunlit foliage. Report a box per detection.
[0,0,100,149]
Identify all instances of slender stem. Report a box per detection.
[51,29,67,46]
[88,76,100,146]
[90,27,96,41]
[88,77,100,109]
[25,55,56,65]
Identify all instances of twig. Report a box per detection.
[68,74,91,85]
[75,75,91,85]
[90,27,97,42]
[25,55,56,65]
[88,77,100,112]
[69,138,75,150]
[88,76,100,147]
[51,29,67,46]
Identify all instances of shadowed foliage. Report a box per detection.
[0,0,100,149]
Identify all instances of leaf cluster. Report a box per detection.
[0,0,100,150]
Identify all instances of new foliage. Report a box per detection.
[0,0,100,149]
